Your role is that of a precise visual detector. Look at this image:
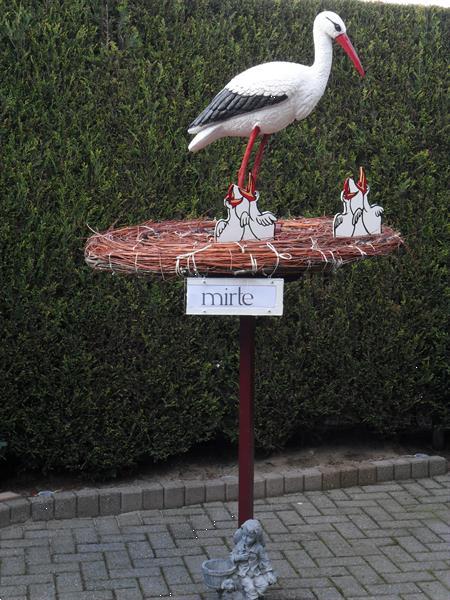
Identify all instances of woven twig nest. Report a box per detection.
[84,217,403,279]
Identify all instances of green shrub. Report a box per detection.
[0,0,448,477]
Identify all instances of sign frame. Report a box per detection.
[185,277,284,316]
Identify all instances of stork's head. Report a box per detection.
[315,11,365,77]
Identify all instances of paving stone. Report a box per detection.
[321,468,341,490]
[303,468,323,491]
[382,543,415,564]
[278,509,306,526]
[55,572,83,592]
[330,575,368,596]
[432,569,450,588]
[254,476,266,499]
[383,570,435,583]
[301,566,348,578]
[25,545,51,565]
[367,582,421,595]
[0,525,24,540]
[261,517,289,535]
[116,512,142,527]
[307,492,336,510]
[115,589,144,600]
[76,490,99,518]
[126,540,154,561]
[0,503,10,527]
[141,483,164,510]
[48,517,93,530]
[81,560,109,580]
[358,463,377,486]
[287,576,331,588]
[183,553,205,582]
[139,574,169,595]
[396,535,429,554]
[0,556,26,575]
[53,551,104,563]
[204,479,225,503]
[29,582,56,599]
[133,556,181,568]
[409,457,429,479]
[264,473,284,497]
[340,466,358,488]
[426,519,450,535]
[162,564,192,584]
[221,475,238,501]
[418,580,450,597]
[190,513,214,531]
[373,459,394,483]
[31,496,54,521]
[284,549,316,568]
[393,459,412,480]
[333,521,366,539]
[164,481,186,508]
[94,516,121,535]
[347,563,383,584]
[148,530,176,550]
[429,456,448,476]
[284,471,304,494]
[0,586,27,598]
[121,487,143,513]
[85,577,139,591]
[1,573,54,586]
[54,492,77,520]
[5,498,30,524]
[74,527,99,544]
[105,549,133,570]
[314,588,345,599]
[184,481,206,505]
[98,489,121,516]
[50,535,76,554]
[294,501,321,517]
[58,593,113,600]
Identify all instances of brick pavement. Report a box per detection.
[0,475,449,600]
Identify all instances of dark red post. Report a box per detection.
[238,315,256,526]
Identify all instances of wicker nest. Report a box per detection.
[84,217,404,279]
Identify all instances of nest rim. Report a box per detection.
[84,216,404,280]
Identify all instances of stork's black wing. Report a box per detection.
[189,88,288,130]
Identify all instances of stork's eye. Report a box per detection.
[326,17,342,33]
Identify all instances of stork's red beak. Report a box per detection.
[335,33,365,77]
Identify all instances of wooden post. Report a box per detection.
[238,315,255,526]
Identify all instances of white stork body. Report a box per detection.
[188,11,364,153]
[188,61,325,151]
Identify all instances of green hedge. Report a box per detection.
[0,0,448,477]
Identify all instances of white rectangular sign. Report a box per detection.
[186,278,284,316]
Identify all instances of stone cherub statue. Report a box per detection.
[221,519,278,599]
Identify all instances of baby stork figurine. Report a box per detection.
[215,173,277,242]
[333,167,384,237]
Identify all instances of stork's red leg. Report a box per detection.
[252,134,270,186]
[238,126,260,188]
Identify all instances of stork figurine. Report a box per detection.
[188,10,365,195]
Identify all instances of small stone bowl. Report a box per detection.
[202,558,236,591]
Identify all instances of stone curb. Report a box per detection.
[0,455,447,529]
